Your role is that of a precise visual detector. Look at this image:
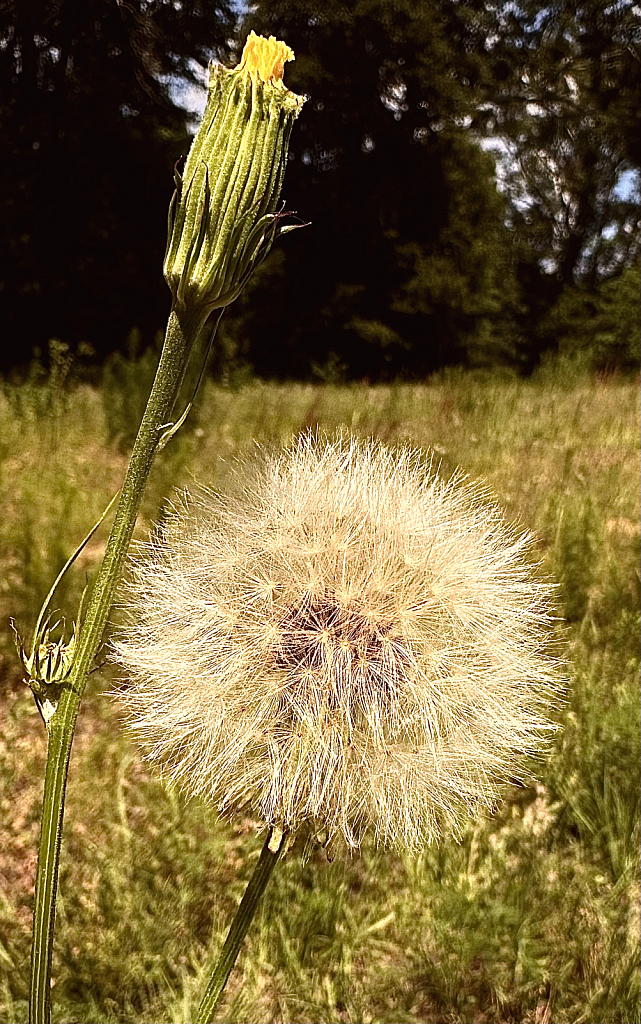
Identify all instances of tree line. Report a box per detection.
[1,0,639,377]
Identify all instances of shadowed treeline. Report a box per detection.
[1,0,639,377]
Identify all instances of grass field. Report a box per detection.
[0,361,639,1024]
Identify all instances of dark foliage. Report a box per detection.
[1,0,639,376]
[483,0,641,369]
[230,0,523,378]
[0,0,233,370]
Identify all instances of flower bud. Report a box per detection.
[164,32,306,317]
[12,613,80,727]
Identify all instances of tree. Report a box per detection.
[0,0,233,369]
[224,0,521,379]
[537,260,641,372]
[482,0,641,365]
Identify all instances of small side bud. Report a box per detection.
[12,614,80,728]
[164,32,306,317]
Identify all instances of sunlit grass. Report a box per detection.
[1,361,639,1024]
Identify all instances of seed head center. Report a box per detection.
[272,592,405,703]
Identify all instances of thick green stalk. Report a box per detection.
[195,829,284,1024]
[29,306,205,1024]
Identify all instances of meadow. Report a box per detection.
[0,356,639,1024]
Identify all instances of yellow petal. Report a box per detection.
[238,30,294,84]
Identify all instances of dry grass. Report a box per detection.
[0,362,639,1023]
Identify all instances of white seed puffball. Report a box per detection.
[112,433,560,852]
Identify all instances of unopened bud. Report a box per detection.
[164,32,306,316]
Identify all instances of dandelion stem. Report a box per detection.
[195,829,285,1024]
[29,306,206,1024]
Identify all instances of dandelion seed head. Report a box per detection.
[112,433,561,852]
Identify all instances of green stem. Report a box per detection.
[29,306,205,1024]
[195,829,284,1024]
